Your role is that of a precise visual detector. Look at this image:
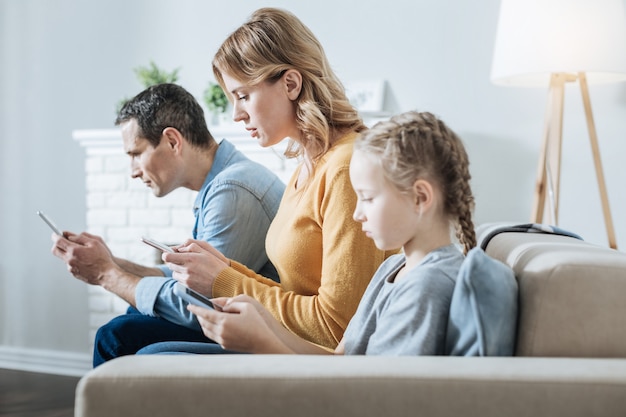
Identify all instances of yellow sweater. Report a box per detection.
[212,132,396,348]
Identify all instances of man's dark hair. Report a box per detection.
[116,83,215,149]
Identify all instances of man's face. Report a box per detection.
[121,119,178,197]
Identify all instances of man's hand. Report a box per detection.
[51,231,140,305]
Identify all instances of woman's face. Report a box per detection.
[221,71,301,148]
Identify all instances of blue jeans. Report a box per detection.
[137,341,242,355]
[93,306,216,367]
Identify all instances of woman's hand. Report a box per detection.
[163,239,230,297]
[188,295,291,354]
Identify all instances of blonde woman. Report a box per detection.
[138,7,396,355]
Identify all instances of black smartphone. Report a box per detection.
[174,282,222,311]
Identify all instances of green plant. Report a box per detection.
[117,61,181,113]
[203,82,229,115]
[134,61,180,86]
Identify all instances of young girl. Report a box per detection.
[184,110,477,355]
[137,7,395,356]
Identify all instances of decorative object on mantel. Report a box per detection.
[345,79,390,126]
[490,0,626,249]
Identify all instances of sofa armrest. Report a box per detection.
[482,231,626,357]
[76,355,626,417]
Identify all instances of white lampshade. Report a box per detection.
[491,0,626,87]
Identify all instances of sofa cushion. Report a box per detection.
[445,247,518,356]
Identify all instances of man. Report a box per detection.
[52,83,284,366]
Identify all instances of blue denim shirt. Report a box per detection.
[135,139,285,330]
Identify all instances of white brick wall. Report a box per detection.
[73,125,297,348]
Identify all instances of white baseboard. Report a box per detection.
[0,345,91,377]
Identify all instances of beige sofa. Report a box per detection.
[75,226,626,417]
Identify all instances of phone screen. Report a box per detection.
[185,286,217,309]
[174,282,222,311]
[141,236,175,253]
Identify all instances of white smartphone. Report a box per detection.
[37,211,63,236]
[141,236,175,253]
[174,282,222,311]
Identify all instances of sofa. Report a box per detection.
[74,224,626,417]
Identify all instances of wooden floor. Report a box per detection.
[0,368,80,417]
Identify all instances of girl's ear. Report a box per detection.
[161,127,185,154]
[412,179,435,212]
[283,69,302,101]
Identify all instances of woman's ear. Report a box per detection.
[161,127,185,153]
[412,179,434,212]
[283,69,302,101]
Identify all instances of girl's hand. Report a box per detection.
[214,295,276,326]
[188,296,288,353]
[163,239,230,297]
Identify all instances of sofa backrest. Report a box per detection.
[482,230,626,357]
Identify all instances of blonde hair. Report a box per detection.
[212,7,366,163]
[355,111,476,254]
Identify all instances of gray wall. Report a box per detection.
[1,0,625,359]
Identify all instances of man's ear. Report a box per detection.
[283,69,302,101]
[412,179,435,212]
[161,127,185,153]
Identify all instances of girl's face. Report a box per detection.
[221,71,300,147]
[350,150,419,251]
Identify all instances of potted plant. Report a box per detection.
[203,82,229,125]
[134,61,181,86]
[117,61,181,113]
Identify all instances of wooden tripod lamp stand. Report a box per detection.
[490,0,626,250]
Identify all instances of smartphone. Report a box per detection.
[141,236,175,253]
[37,211,63,236]
[174,282,222,311]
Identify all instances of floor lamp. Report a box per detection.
[490,0,626,250]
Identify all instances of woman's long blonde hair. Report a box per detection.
[355,111,477,255]
[212,7,366,163]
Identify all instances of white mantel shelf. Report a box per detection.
[73,128,121,150]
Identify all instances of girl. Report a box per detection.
[138,7,395,355]
[185,110,477,355]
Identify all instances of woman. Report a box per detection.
[140,7,396,354]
